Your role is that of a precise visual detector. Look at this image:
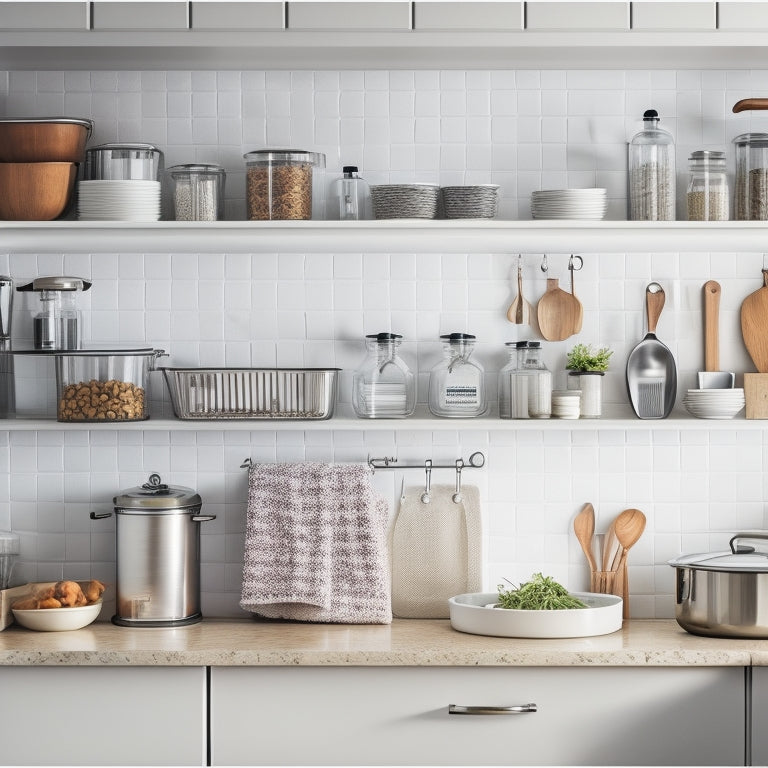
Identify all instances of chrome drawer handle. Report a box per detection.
[448,704,537,715]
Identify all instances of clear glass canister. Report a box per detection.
[628,109,676,221]
[352,332,415,418]
[520,341,552,418]
[428,333,486,418]
[84,143,164,181]
[498,340,528,419]
[687,151,729,221]
[167,164,225,221]
[244,149,326,220]
[336,165,370,221]
[733,133,768,220]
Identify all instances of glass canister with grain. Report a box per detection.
[244,149,326,220]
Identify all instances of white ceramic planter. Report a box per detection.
[567,371,604,418]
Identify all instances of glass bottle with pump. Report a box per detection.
[628,109,676,221]
[429,333,486,418]
[337,165,369,220]
[352,332,415,418]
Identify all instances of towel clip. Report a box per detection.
[452,459,464,503]
[421,459,433,504]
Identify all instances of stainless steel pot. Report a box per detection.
[91,473,215,627]
[669,531,768,638]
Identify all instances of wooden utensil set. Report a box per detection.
[574,503,646,620]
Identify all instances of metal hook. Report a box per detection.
[541,254,548,273]
[452,459,464,503]
[568,254,583,272]
[421,459,433,504]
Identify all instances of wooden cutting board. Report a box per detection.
[741,269,768,373]
[537,277,581,341]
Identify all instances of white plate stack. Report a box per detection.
[551,389,581,419]
[77,180,161,221]
[683,388,745,419]
[531,188,607,220]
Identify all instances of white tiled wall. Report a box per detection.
[2,68,767,620]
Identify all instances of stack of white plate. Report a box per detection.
[77,180,161,221]
[360,383,408,417]
[683,388,745,419]
[531,188,607,220]
[551,389,581,419]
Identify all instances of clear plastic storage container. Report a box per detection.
[734,133,768,220]
[352,333,415,418]
[428,333,486,418]
[628,109,676,221]
[244,149,326,220]
[687,150,729,221]
[336,165,369,221]
[168,164,225,221]
[84,143,164,181]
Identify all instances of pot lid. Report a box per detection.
[114,473,201,510]
[668,532,768,572]
[17,276,92,292]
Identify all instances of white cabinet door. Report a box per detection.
[0,1,87,29]
[210,666,744,766]
[191,2,284,30]
[286,2,411,30]
[526,1,629,29]
[0,666,206,766]
[631,1,715,30]
[718,1,768,29]
[413,2,523,30]
[92,1,188,30]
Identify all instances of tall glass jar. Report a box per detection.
[428,333,486,418]
[167,163,226,221]
[686,151,728,221]
[352,333,415,418]
[521,341,552,419]
[498,341,528,419]
[733,133,768,220]
[628,109,676,221]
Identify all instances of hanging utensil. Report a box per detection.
[741,268,768,373]
[537,276,581,342]
[573,502,598,587]
[506,254,532,325]
[699,280,735,389]
[569,255,584,334]
[626,282,677,419]
[610,508,646,620]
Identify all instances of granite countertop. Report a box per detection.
[0,618,765,666]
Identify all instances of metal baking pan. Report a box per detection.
[161,367,340,420]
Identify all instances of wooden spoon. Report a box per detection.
[537,278,581,341]
[611,508,647,619]
[506,257,532,325]
[573,502,598,578]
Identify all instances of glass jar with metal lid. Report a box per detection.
[733,133,768,220]
[85,142,164,181]
[167,163,226,221]
[428,333,487,418]
[352,332,415,419]
[687,150,729,221]
[244,149,326,220]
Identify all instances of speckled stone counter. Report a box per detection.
[0,618,764,666]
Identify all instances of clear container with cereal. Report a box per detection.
[55,348,165,423]
[167,163,226,221]
[733,133,768,220]
[687,150,729,221]
[244,149,326,220]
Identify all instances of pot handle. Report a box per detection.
[729,531,768,554]
[192,514,216,523]
[90,511,113,520]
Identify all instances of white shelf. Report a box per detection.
[0,404,760,431]
[4,220,768,254]
[2,29,768,69]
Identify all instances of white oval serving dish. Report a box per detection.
[12,601,102,632]
[448,591,622,638]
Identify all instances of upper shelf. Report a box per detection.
[4,220,768,254]
[3,29,768,69]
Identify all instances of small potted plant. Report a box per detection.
[565,343,613,418]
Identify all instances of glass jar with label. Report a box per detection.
[352,332,415,419]
[521,341,552,418]
[733,133,768,220]
[428,333,486,418]
[628,109,676,221]
[686,151,728,221]
[498,341,529,419]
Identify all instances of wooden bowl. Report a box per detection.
[0,162,77,221]
[0,119,92,163]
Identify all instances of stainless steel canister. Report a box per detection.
[91,473,215,627]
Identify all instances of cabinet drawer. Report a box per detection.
[0,666,206,766]
[631,1,715,30]
[191,1,284,29]
[718,1,768,29]
[210,666,743,766]
[92,1,188,30]
[287,1,410,29]
[414,2,523,30]
[526,1,629,29]
[0,1,87,29]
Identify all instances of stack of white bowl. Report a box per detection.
[683,388,745,419]
[551,390,581,419]
[77,180,161,221]
[531,188,607,220]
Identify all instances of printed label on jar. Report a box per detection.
[443,385,480,406]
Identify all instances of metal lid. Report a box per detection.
[167,163,225,176]
[114,473,202,511]
[243,149,326,167]
[17,276,92,292]
[689,150,726,160]
[668,532,768,573]
[440,333,476,342]
[733,132,768,147]
[87,142,163,155]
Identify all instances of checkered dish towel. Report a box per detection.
[240,462,392,624]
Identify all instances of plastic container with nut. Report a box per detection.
[167,163,225,221]
[244,149,326,220]
[55,348,166,423]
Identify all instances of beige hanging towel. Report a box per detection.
[390,484,482,619]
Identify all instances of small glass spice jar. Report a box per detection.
[352,332,415,419]
[686,151,728,221]
[167,164,226,221]
[428,333,486,418]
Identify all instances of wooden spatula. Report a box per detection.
[506,256,532,325]
[537,278,581,341]
[741,269,768,373]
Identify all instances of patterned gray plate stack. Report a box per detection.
[441,185,500,219]
[370,183,440,219]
